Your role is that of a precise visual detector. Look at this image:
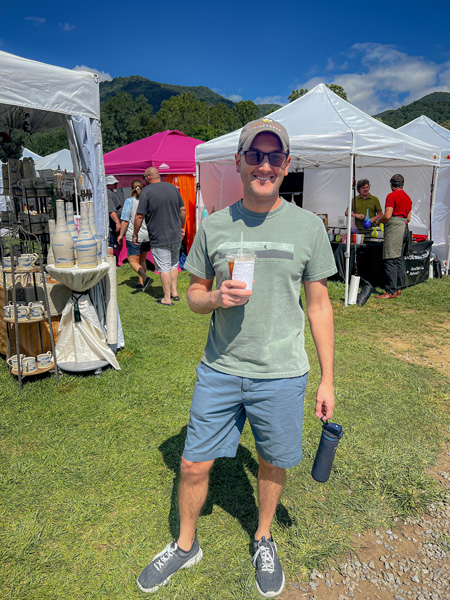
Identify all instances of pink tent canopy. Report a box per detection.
[104,130,204,175]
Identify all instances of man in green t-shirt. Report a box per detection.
[137,119,337,598]
[345,178,382,232]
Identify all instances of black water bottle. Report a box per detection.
[311,418,343,483]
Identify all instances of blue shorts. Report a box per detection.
[126,239,150,256]
[183,362,308,468]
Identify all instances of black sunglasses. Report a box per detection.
[241,150,288,167]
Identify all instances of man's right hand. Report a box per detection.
[217,280,252,308]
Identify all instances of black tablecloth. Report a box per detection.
[331,240,432,289]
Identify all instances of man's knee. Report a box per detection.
[258,455,285,476]
[180,457,214,482]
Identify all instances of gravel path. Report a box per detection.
[282,450,450,600]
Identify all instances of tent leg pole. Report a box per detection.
[344,155,355,306]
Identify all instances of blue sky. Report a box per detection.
[1,0,450,115]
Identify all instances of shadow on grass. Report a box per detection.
[159,426,294,552]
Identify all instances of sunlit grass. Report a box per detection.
[0,268,449,599]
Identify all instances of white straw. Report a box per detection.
[240,232,243,254]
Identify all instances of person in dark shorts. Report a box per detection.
[106,175,122,256]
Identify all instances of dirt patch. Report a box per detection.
[281,328,450,600]
[282,448,450,600]
[384,319,450,380]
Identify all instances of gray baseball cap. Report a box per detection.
[106,175,119,185]
[238,118,290,154]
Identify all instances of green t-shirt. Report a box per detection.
[185,199,337,379]
[353,194,382,231]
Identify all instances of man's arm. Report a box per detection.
[117,220,128,245]
[304,278,335,420]
[187,274,252,314]
[133,213,145,242]
[371,209,383,224]
[110,211,121,232]
[180,206,186,227]
[375,206,393,225]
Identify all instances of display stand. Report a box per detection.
[0,225,59,390]
[46,262,120,374]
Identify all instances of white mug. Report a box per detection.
[2,257,14,268]
[18,253,38,269]
[3,303,14,318]
[37,352,53,369]
[22,357,37,373]
[16,305,30,321]
[7,354,26,370]
[28,302,45,318]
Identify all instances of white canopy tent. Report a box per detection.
[0,51,123,351]
[399,116,450,270]
[35,148,74,173]
[0,50,108,246]
[196,84,441,304]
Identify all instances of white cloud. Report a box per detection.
[292,43,450,115]
[73,65,112,82]
[253,95,285,106]
[59,22,75,32]
[25,16,46,25]
[226,94,244,103]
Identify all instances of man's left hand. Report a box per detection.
[314,381,335,420]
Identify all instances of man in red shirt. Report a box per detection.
[374,174,412,299]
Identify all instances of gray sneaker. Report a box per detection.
[137,537,203,593]
[253,536,285,598]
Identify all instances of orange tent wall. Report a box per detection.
[165,174,196,251]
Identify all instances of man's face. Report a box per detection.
[359,184,370,198]
[235,132,290,206]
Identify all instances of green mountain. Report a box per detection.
[375,92,450,129]
[100,75,235,112]
[99,75,282,115]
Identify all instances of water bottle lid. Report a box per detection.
[321,416,343,438]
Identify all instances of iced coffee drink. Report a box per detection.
[225,250,256,291]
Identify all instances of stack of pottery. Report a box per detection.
[50,199,100,269]
[52,199,75,268]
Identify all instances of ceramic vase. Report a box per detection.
[47,219,55,265]
[88,200,102,264]
[52,200,75,268]
[76,201,98,269]
[65,202,79,245]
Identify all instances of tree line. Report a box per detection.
[25,93,265,155]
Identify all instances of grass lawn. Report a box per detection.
[1,265,449,599]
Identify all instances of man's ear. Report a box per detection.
[235,153,241,174]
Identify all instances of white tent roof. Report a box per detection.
[0,50,100,133]
[399,116,450,267]
[196,84,440,169]
[35,148,73,172]
[399,116,450,164]
[23,148,42,160]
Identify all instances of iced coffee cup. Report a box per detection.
[225,250,256,291]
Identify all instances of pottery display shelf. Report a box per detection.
[10,361,55,378]
[45,262,120,375]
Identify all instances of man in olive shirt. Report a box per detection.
[345,178,382,233]
[136,119,337,598]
